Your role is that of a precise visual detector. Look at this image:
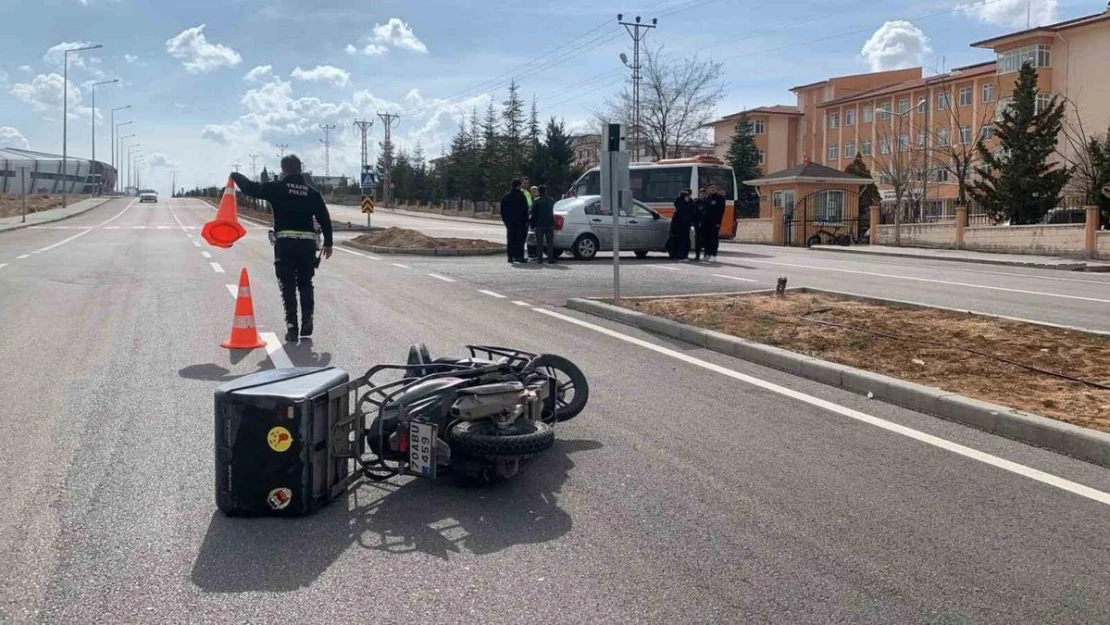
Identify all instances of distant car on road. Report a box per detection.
[139,190,158,203]
[526,195,691,260]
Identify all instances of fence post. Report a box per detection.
[869,205,880,245]
[955,204,967,250]
[772,206,785,246]
[1085,204,1100,258]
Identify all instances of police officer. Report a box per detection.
[230,154,333,342]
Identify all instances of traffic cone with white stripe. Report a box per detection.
[202,177,247,249]
[221,268,267,350]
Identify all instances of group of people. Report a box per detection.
[500,178,558,264]
[668,184,726,262]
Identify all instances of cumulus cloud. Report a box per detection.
[0,126,30,149]
[147,153,176,168]
[344,44,357,55]
[860,21,931,72]
[124,54,139,64]
[44,41,98,69]
[956,0,1058,28]
[244,65,273,82]
[368,18,427,53]
[9,73,92,119]
[201,124,232,145]
[362,43,388,56]
[166,25,242,74]
[291,65,351,87]
[19,65,32,72]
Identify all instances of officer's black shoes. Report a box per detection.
[300,318,313,337]
[285,324,299,343]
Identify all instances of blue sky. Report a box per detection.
[0,0,1097,194]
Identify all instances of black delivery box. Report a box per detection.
[214,366,351,517]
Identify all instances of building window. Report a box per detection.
[936,91,950,110]
[981,124,994,141]
[880,138,891,155]
[752,119,766,135]
[898,98,910,114]
[982,82,995,103]
[917,132,927,148]
[845,140,856,158]
[936,127,950,147]
[959,86,973,107]
[828,143,839,161]
[758,150,765,165]
[958,125,971,144]
[899,134,909,151]
[846,109,855,126]
[934,167,950,183]
[827,112,839,129]
[997,44,1051,74]
[862,105,874,123]
[880,173,892,185]
[1035,93,1053,114]
[877,102,892,120]
[861,139,873,156]
[918,97,928,114]
[816,190,845,223]
[772,189,795,212]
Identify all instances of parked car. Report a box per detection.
[526,195,692,260]
[139,190,158,203]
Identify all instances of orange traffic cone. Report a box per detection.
[221,268,267,350]
[202,177,248,248]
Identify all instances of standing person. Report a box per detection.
[499,178,530,263]
[230,154,333,343]
[693,187,708,261]
[703,184,726,261]
[670,188,696,259]
[530,184,557,264]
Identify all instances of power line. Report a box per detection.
[353,119,374,177]
[376,112,400,206]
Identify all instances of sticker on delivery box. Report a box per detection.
[267,426,293,452]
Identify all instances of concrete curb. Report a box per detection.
[342,240,506,257]
[808,244,1108,272]
[565,297,1110,468]
[0,197,111,234]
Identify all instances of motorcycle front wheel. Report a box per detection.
[530,354,589,422]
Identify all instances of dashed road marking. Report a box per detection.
[210,262,225,274]
[392,263,411,269]
[534,307,1110,508]
[193,241,201,248]
[132,226,146,230]
[201,251,212,259]
[225,284,237,298]
[104,226,120,230]
[261,332,294,368]
[478,289,506,299]
[336,247,365,258]
[0,264,7,270]
[646,264,682,271]
[31,201,135,255]
[712,274,758,283]
[427,273,455,282]
[16,254,30,259]
[512,300,531,306]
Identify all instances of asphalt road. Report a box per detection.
[1,197,1109,624]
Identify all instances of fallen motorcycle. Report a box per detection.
[213,344,589,516]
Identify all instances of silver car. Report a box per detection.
[526,195,686,260]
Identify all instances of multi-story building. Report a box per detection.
[708,105,803,175]
[570,134,601,170]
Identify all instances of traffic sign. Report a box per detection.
[361,196,375,214]
[361,172,376,188]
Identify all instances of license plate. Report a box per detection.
[407,421,437,478]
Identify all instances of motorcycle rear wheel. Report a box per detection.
[531,354,589,422]
[448,420,555,457]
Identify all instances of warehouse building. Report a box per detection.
[0,148,116,195]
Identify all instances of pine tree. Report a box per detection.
[526,95,541,162]
[845,153,881,210]
[259,167,271,183]
[971,62,1071,225]
[537,117,579,198]
[725,116,761,182]
[501,81,526,177]
[480,98,503,201]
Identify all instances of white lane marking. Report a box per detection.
[741,259,1110,304]
[713,274,758,283]
[193,241,201,248]
[132,226,146,230]
[225,284,237,298]
[0,264,7,270]
[261,332,294,368]
[201,252,212,259]
[157,226,173,230]
[366,254,382,261]
[170,209,190,233]
[392,263,411,269]
[478,289,507,299]
[16,254,30,259]
[104,226,120,230]
[646,264,682,271]
[535,308,1110,507]
[32,200,135,254]
[336,247,365,258]
[427,273,455,282]
[512,300,531,306]
[210,262,225,274]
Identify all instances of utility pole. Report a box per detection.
[318,123,336,181]
[353,119,374,178]
[232,162,240,173]
[248,152,261,180]
[275,143,288,158]
[618,14,656,163]
[62,43,102,208]
[376,112,400,207]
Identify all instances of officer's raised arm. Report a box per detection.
[230,171,269,200]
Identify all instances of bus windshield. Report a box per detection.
[697,167,735,200]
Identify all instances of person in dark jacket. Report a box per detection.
[530,184,557,264]
[693,187,708,261]
[499,178,530,263]
[670,188,696,259]
[702,184,726,261]
[230,154,333,342]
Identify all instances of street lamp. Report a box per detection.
[62,43,103,208]
[119,133,136,193]
[110,106,130,193]
[90,79,119,194]
[127,144,141,194]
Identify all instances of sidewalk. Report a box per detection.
[327,203,499,227]
[0,197,112,233]
[809,244,1110,272]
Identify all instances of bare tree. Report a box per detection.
[595,44,725,161]
[925,79,999,211]
[1058,97,1110,212]
[872,107,925,245]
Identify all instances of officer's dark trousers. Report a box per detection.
[274,238,316,328]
